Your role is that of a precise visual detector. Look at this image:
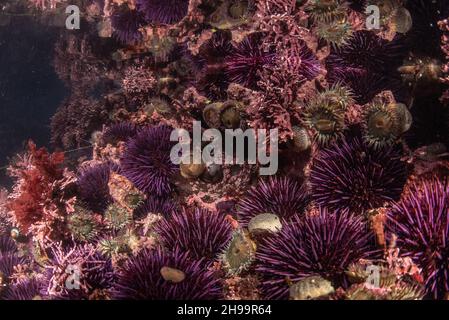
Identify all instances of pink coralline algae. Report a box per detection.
[2,0,449,300]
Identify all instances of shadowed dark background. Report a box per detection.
[0,16,68,186]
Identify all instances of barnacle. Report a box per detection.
[248,213,282,236]
[291,126,311,152]
[203,102,223,128]
[207,0,254,30]
[289,276,335,300]
[220,100,241,129]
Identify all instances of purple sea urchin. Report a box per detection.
[136,0,189,25]
[0,254,28,298]
[328,69,406,105]
[120,125,178,197]
[0,235,17,254]
[309,137,408,214]
[103,122,139,144]
[43,243,114,300]
[77,163,113,214]
[237,176,309,227]
[195,65,230,100]
[197,30,233,65]
[113,248,222,299]
[386,178,449,299]
[3,278,42,300]
[154,208,233,262]
[111,6,144,45]
[326,30,405,74]
[256,209,378,299]
[224,33,275,89]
